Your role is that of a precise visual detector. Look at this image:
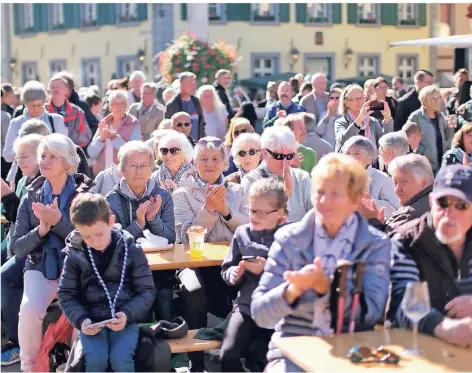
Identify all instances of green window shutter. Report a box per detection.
[138,4,148,21]
[107,4,116,24]
[97,4,107,25]
[64,4,81,29]
[40,5,49,31]
[33,4,42,32]
[332,4,342,24]
[181,4,187,20]
[381,4,397,25]
[295,4,306,23]
[418,4,427,26]
[279,4,290,22]
[13,4,20,34]
[347,4,357,24]
[227,4,251,21]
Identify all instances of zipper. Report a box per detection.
[457,268,461,280]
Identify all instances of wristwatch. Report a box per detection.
[222,212,232,221]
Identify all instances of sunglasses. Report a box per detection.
[348,346,400,365]
[330,96,340,100]
[436,196,470,211]
[198,138,224,147]
[266,148,295,161]
[176,122,191,128]
[238,148,260,157]
[160,147,181,156]
[233,129,248,137]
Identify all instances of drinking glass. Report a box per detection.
[401,281,431,355]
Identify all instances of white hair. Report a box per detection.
[129,70,146,82]
[231,133,261,167]
[196,85,227,123]
[261,126,298,153]
[108,90,128,105]
[37,134,80,175]
[378,132,410,157]
[13,133,44,155]
[117,140,154,171]
[388,154,434,185]
[158,132,194,163]
[341,135,377,162]
[193,136,228,169]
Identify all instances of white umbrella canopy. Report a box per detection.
[389,34,472,47]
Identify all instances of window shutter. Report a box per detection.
[181,4,187,20]
[33,4,42,32]
[279,4,290,22]
[64,4,81,29]
[138,4,148,21]
[381,4,397,25]
[332,4,342,24]
[347,4,357,24]
[107,4,116,24]
[97,4,115,25]
[13,4,20,34]
[227,4,251,21]
[418,4,427,26]
[295,3,306,23]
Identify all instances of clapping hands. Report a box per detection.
[32,197,62,236]
[204,184,229,216]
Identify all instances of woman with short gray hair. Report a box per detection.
[342,135,399,218]
[4,81,67,163]
[11,134,93,372]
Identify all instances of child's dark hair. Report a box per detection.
[249,178,288,214]
[85,93,101,107]
[70,193,111,226]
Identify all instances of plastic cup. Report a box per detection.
[188,231,205,259]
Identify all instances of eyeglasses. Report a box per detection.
[233,129,248,137]
[329,96,340,100]
[347,96,366,102]
[348,346,400,365]
[266,148,296,161]
[250,209,279,219]
[160,147,181,156]
[176,122,191,128]
[198,138,224,147]
[127,163,151,171]
[436,196,470,211]
[237,148,260,157]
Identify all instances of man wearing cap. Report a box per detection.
[388,165,472,347]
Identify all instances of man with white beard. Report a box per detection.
[389,164,472,347]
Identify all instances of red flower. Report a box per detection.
[200,56,206,62]
[175,68,181,72]
[204,64,211,68]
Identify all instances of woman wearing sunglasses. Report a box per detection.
[173,136,249,372]
[151,132,195,193]
[224,118,255,176]
[170,111,197,147]
[226,133,262,184]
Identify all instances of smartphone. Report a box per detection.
[242,256,257,263]
[84,318,117,330]
[369,101,384,111]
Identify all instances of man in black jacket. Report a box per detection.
[389,165,472,347]
[165,72,205,140]
[214,69,235,120]
[394,70,433,131]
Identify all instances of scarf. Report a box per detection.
[157,161,193,191]
[194,173,224,191]
[46,100,86,132]
[237,168,247,182]
[40,176,76,280]
[311,213,359,335]
[347,110,377,151]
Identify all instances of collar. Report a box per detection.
[403,185,433,207]
[119,178,155,201]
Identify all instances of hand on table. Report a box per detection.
[434,317,472,348]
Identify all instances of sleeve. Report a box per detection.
[301,174,313,213]
[388,238,444,335]
[119,244,156,323]
[3,118,21,162]
[107,193,144,240]
[442,151,460,168]
[393,101,408,131]
[50,213,75,239]
[221,228,244,286]
[335,118,361,152]
[76,146,92,178]
[146,191,176,244]
[316,114,330,137]
[374,177,400,218]
[262,106,276,129]
[164,101,176,119]
[11,194,45,257]
[58,254,90,330]
[223,188,249,233]
[381,118,393,134]
[53,115,68,136]
[81,102,99,135]
[87,130,105,159]
[90,171,104,194]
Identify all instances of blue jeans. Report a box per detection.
[80,323,139,372]
[1,255,26,345]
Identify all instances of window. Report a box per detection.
[208,4,223,21]
[357,3,379,24]
[307,3,331,23]
[358,55,379,77]
[22,62,37,84]
[397,56,417,81]
[20,4,34,32]
[51,4,64,29]
[82,4,97,27]
[82,59,100,86]
[119,3,138,23]
[50,60,67,76]
[117,56,139,78]
[254,57,276,77]
[398,4,418,26]
[251,3,277,22]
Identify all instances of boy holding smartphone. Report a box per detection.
[58,193,155,372]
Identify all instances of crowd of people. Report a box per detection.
[0,65,471,373]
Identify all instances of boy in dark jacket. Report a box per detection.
[58,193,155,372]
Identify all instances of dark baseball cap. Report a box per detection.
[431,165,472,203]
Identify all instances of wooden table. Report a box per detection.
[145,241,230,271]
[275,329,471,372]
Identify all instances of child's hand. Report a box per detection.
[107,312,127,331]
[81,319,102,336]
[243,257,266,275]
[230,262,245,284]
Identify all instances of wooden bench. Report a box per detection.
[167,329,221,353]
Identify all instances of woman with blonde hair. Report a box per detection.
[197,85,228,141]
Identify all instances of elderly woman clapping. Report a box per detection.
[4,81,67,163]
[11,134,94,372]
[173,136,249,372]
[226,133,262,184]
[251,154,391,372]
[151,132,194,192]
[88,90,141,175]
[342,136,400,218]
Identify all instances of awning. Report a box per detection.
[389,34,472,47]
